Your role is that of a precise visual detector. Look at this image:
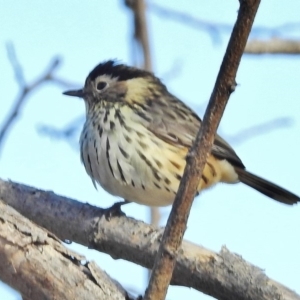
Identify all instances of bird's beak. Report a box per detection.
[63,89,84,98]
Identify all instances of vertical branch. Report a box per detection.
[125,0,161,231]
[131,0,152,70]
[125,0,152,69]
[144,1,261,300]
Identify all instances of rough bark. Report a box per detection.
[245,38,300,54]
[145,0,261,299]
[0,179,299,300]
[0,200,133,300]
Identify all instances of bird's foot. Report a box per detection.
[103,200,129,221]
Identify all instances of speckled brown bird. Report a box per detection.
[63,60,299,208]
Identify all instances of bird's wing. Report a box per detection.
[135,94,245,169]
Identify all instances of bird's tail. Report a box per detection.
[235,168,300,205]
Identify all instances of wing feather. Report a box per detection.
[134,94,245,169]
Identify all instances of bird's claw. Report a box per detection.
[103,201,128,221]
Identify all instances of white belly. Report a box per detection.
[80,114,185,206]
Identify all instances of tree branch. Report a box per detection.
[226,117,293,145]
[149,2,228,43]
[144,1,261,299]
[0,200,134,300]
[0,179,299,300]
[245,38,300,54]
[125,0,161,242]
[149,3,300,43]
[37,115,84,149]
[125,0,152,70]
[0,43,76,156]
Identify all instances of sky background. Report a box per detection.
[1,1,300,299]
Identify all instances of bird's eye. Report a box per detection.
[96,81,108,91]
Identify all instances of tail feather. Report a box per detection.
[235,168,300,205]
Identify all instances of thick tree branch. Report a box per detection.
[144,1,261,299]
[245,38,300,54]
[0,179,299,300]
[0,200,133,300]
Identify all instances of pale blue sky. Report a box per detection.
[1,1,300,299]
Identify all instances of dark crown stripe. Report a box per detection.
[88,60,152,81]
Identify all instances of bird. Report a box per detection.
[63,60,299,211]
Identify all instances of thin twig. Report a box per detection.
[159,60,183,82]
[38,115,84,149]
[227,117,293,145]
[144,1,261,299]
[6,43,26,87]
[150,3,300,42]
[150,3,229,43]
[0,43,75,156]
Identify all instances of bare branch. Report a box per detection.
[6,42,26,87]
[149,3,300,43]
[227,117,293,145]
[0,179,299,300]
[144,1,262,299]
[0,43,77,156]
[245,38,300,54]
[125,0,161,248]
[0,200,134,300]
[37,115,84,149]
[125,0,152,70]
[159,60,183,82]
[149,3,228,43]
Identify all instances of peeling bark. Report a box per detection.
[0,200,134,300]
[0,179,299,300]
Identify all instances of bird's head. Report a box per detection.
[63,60,166,112]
